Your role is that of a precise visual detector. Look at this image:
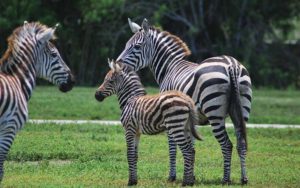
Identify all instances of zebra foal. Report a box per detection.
[0,21,74,182]
[95,59,203,186]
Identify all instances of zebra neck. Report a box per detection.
[149,35,187,85]
[2,57,36,101]
[117,86,146,110]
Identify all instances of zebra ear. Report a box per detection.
[142,18,150,33]
[23,21,29,30]
[114,61,123,72]
[37,28,55,43]
[53,23,60,31]
[128,18,141,33]
[108,58,114,71]
[24,20,28,26]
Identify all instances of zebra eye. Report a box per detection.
[50,52,57,58]
[134,44,142,50]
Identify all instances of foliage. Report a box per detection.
[3,123,300,187]
[28,86,300,124]
[1,0,300,88]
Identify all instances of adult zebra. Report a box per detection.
[0,21,74,182]
[116,18,252,185]
[95,59,203,186]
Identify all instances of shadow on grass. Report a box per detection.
[197,179,242,186]
[169,178,241,186]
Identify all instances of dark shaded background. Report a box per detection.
[1,0,300,88]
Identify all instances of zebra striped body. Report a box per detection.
[116,19,252,184]
[0,22,74,182]
[95,60,203,186]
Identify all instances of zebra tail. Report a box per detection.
[188,105,204,141]
[229,66,247,150]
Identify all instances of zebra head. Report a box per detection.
[35,23,75,92]
[116,18,152,71]
[95,59,123,102]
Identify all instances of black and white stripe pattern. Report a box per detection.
[95,60,203,186]
[0,21,74,182]
[116,19,252,185]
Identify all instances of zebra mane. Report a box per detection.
[152,27,191,58]
[0,22,56,66]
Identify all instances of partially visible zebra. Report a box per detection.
[95,59,203,186]
[116,18,252,185]
[0,21,74,181]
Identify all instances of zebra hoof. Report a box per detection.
[241,178,248,185]
[221,179,232,185]
[182,176,195,186]
[127,179,137,186]
[168,175,176,182]
[182,181,194,186]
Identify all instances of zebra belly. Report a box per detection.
[140,122,166,135]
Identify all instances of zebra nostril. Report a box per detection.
[58,74,74,93]
[95,91,105,102]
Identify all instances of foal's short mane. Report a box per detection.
[0,22,55,65]
[152,27,191,58]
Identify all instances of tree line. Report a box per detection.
[1,0,300,89]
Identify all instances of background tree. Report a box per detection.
[1,0,300,88]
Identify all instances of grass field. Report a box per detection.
[1,86,300,187]
[28,86,300,124]
[3,123,300,187]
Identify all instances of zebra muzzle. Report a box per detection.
[95,91,105,102]
[59,74,75,93]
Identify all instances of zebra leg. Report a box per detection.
[237,87,251,185]
[0,124,17,182]
[210,120,233,184]
[236,131,248,184]
[168,128,195,186]
[181,145,195,187]
[167,132,177,182]
[135,133,140,162]
[125,131,139,186]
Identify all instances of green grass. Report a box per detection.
[28,86,158,121]
[29,86,120,120]
[28,86,300,124]
[251,89,300,124]
[3,123,300,187]
[3,87,300,187]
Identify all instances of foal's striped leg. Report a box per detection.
[167,132,177,182]
[125,130,140,186]
[167,123,195,186]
